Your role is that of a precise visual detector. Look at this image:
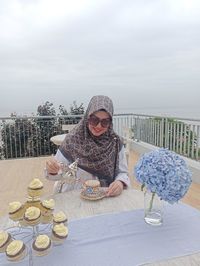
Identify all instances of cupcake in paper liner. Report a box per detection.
[8,201,24,221]
[0,231,12,253]
[6,240,27,262]
[53,211,68,226]
[28,178,43,197]
[32,234,51,256]
[23,206,41,226]
[51,223,68,245]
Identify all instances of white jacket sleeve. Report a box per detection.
[45,147,130,190]
[115,146,130,187]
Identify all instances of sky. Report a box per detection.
[0,0,200,118]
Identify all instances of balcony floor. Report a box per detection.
[0,151,199,217]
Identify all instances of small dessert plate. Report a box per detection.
[80,188,106,201]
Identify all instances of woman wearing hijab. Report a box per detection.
[46,95,130,196]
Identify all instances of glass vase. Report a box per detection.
[144,191,163,226]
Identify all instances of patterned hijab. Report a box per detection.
[59,95,123,186]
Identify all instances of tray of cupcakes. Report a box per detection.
[0,178,68,263]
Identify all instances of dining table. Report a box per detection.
[0,189,200,266]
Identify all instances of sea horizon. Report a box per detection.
[0,106,200,120]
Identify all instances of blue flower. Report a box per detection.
[134,148,192,204]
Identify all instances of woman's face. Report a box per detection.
[88,111,111,137]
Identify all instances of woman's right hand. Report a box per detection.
[46,157,61,175]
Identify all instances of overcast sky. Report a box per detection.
[0,0,200,117]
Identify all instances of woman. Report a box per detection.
[46,95,130,196]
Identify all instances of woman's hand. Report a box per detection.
[46,157,60,175]
[106,180,124,197]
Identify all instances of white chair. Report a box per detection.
[62,124,76,132]
[122,127,132,164]
[50,124,75,146]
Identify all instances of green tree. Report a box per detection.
[0,115,38,158]
[137,117,199,159]
[58,101,84,125]
[70,101,84,115]
[59,105,68,116]
[36,101,57,155]
[0,100,85,159]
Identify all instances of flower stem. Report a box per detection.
[141,184,145,191]
[149,192,156,212]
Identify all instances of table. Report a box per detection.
[1,189,200,265]
[55,190,200,266]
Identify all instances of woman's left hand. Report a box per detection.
[106,180,124,197]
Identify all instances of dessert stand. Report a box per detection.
[0,159,80,266]
[5,222,52,265]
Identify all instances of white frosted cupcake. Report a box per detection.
[32,234,51,256]
[28,178,43,197]
[6,240,26,262]
[24,206,41,226]
[0,231,12,253]
[53,211,68,226]
[8,201,24,221]
[40,199,55,214]
[51,223,68,245]
[40,199,55,224]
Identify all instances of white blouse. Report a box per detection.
[45,146,130,193]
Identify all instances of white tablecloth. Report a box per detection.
[1,203,200,266]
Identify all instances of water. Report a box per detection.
[144,212,163,226]
[144,191,164,226]
[1,106,200,120]
[116,107,200,120]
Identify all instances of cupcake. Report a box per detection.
[40,199,55,224]
[25,196,41,209]
[28,178,43,197]
[24,206,41,226]
[53,211,68,226]
[8,201,24,221]
[6,240,26,262]
[51,223,68,245]
[32,234,51,256]
[40,199,55,215]
[0,231,12,253]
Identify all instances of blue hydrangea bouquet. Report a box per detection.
[134,148,192,204]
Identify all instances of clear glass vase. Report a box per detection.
[144,191,163,226]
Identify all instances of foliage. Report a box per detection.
[134,148,192,204]
[58,101,84,126]
[0,116,39,158]
[0,101,84,159]
[132,117,199,159]
[36,101,58,156]
[156,117,197,157]
[37,101,56,116]
[59,105,68,116]
[70,101,84,115]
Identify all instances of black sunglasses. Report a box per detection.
[88,114,111,128]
